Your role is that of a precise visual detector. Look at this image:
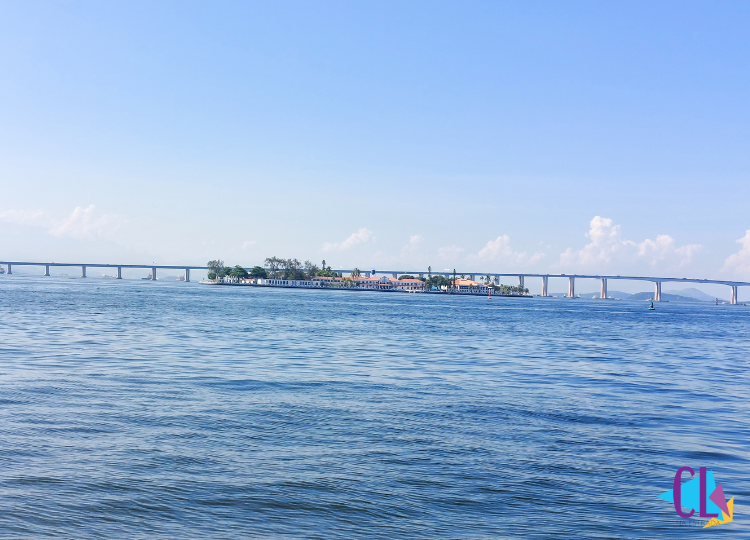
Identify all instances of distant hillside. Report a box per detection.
[628,291,715,302]
[664,288,724,302]
[572,290,632,300]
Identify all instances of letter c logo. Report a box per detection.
[673,466,695,518]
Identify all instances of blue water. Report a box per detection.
[1,277,748,538]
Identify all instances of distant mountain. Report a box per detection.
[573,290,632,299]
[547,290,631,299]
[664,288,723,302]
[628,291,718,302]
[550,287,725,302]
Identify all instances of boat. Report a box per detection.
[0,267,4,275]
[649,301,655,310]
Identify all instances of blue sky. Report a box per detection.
[1,1,749,294]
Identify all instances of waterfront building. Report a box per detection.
[350,276,392,289]
[453,279,490,294]
[312,276,344,287]
[257,278,322,287]
[389,277,425,292]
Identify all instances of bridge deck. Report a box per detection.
[0,261,747,287]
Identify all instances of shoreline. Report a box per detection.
[199,281,532,298]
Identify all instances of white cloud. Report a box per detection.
[323,228,374,251]
[559,216,702,270]
[48,205,124,239]
[400,234,424,257]
[473,234,545,265]
[242,240,256,249]
[0,209,47,227]
[723,230,750,276]
[0,205,124,240]
[438,245,465,260]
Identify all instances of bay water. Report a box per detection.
[1,277,748,538]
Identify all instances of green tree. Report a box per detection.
[425,275,450,291]
[399,275,414,279]
[207,260,228,280]
[229,265,249,279]
[316,266,339,277]
[351,268,361,277]
[249,266,267,278]
[282,258,304,280]
[264,257,284,278]
[303,260,320,280]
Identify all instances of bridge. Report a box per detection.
[335,269,748,305]
[0,261,747,304]
[0,261,207,282]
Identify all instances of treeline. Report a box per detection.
[207,258,340,281]
[207,260,266,280]
[207,259,531,295]
[493,284,530,295]
[263,257,339,280]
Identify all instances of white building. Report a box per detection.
[388,277,425,292]
[453,279,490,294]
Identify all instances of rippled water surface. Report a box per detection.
[1,277,749,538]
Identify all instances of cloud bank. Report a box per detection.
[323,228,374,252]
[1,205,124,240]
[723,230,750,276]
[471,235,545,265]
[559,216,702,271]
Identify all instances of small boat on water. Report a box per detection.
[0,267,4,275]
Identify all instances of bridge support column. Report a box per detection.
[44,265,50,276]
[81,266,86,278]
[730,285,738,305]
[152,267,157,280]
[184,269,190,282]
[7,264,11,274]
[654,282,661,302]
[600,278,607,299]
[117,266,122,279]
[392,272,398,278]
[469,274,475,281]
[518,276,524,289]
[568,277,575,298]
[541,276,548,297]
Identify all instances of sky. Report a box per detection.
[1,1,749,295]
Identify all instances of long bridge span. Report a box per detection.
[0,261,747,304]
